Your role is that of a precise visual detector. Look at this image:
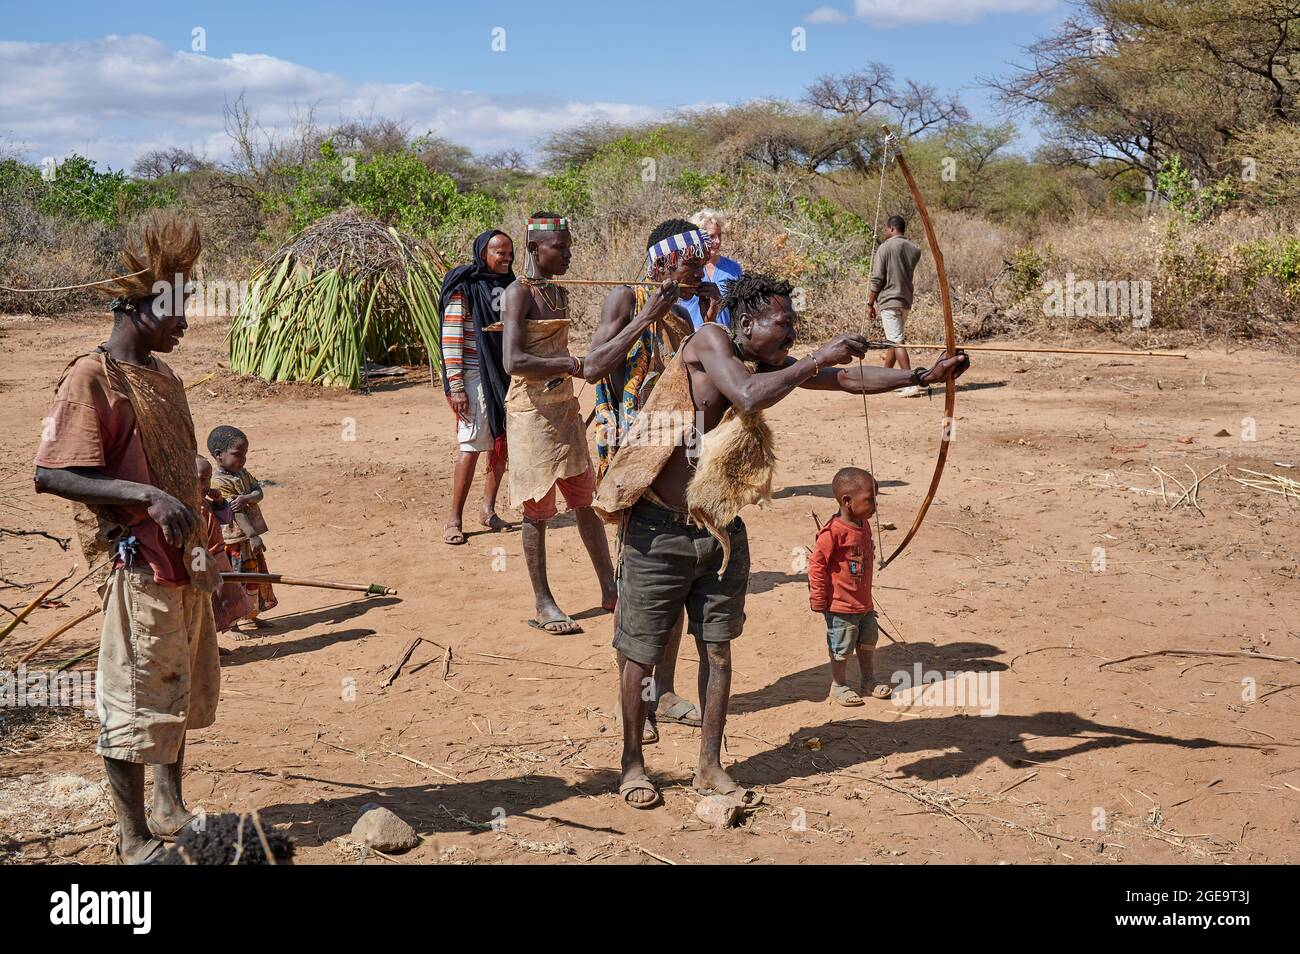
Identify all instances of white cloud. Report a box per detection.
[807,6,848,23]
[807,0,1056,27]
[0,35,668,171]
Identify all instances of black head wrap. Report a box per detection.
[438,229,514,438]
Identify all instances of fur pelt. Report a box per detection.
[686,407,776,577]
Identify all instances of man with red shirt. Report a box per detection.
[34,212,219,864]
[808,466,891,706]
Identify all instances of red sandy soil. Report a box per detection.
[2,311,1298,865]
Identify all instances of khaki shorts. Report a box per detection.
[95,565,220,764]
[455,368,495,453]
[880,307,909,344]
[613,500,749,667]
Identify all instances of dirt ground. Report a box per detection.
[2,310,1298,865]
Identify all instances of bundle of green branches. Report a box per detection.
[228,209,444,389]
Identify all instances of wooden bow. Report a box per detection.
[877,125,957,570]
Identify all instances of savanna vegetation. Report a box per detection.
[1,0,1296,350]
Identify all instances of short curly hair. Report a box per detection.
[720,273,794,329]
[206,425,247,457]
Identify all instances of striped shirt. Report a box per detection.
[442,291,478,390]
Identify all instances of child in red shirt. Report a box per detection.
[808,467,889,706]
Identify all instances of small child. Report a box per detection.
[197,454,253,636]
[206,425,278,632]
[808,466,890,706]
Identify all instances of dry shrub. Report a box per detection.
[0,217,114,316]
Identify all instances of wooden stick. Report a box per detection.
[16,606,98,665]
[1100,649,1300,669]
[221,572,396,596]
[0,567,75,646]
[383,637,423,687]
[537,278,658,287]
[55,647,96,671]
[881,343,1188,358]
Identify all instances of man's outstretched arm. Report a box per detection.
[797,351,970,394]
[695,326,871,415]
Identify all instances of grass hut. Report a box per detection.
[228,209,445,389]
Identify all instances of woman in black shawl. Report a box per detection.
[439,229,515,544]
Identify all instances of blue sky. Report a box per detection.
[1,0,1065,170]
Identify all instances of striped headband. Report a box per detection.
[646,229,711,278]
[527,217,570,231]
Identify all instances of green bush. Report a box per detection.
[265,142,499,241]
[1241,236,1300,295]
[1157,155,1235,224]
[1,155,171,226]
[538,166,592,218]
[1007,243,1048,303]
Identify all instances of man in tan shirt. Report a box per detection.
[867,215,924,397]
[34,213,219,864]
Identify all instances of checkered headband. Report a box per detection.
[527,217,570,231]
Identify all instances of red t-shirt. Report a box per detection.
[808,515,874,614]
[34,353,191,585]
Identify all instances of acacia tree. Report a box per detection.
[989,0,1299,189]
[130,148,214,179]
[804,63,970,171]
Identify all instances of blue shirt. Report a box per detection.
[681,256,743,329]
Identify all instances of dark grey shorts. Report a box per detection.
[612,500,749,667]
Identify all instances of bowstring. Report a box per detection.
[861,131,893,567]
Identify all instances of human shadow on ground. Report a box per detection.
[954,379,1009,394]
[259,595,399,635]
[747,570,806,595]
[723,709,1253,787]
[221,626,377,666]
[259,769,628,849]
[730,640,1008,714]
[773,480,907,500]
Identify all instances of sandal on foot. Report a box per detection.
[443,526,467,546]
[829,683,864,707]
[527,616,583,635]
[146,809,197,842]
[481,513,511,532]
[642,718,659,745]
[618,776,662,810]
[655,695,702,727]
[862,678,893,700]
[114,837,166,865]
